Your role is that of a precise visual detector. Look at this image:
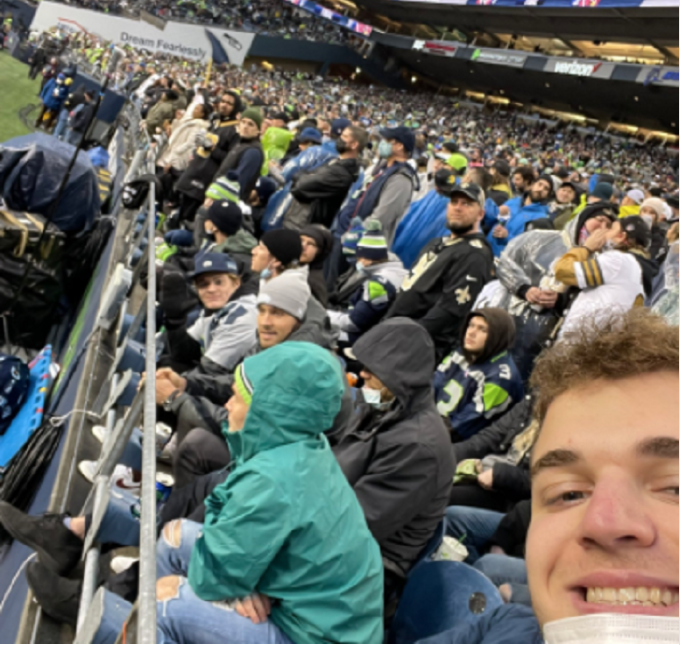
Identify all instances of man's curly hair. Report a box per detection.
[531,309,679,425]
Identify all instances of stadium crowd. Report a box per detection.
[46,0,361,44]
[0,25,679,645]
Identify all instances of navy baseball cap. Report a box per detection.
[191,252,239,279]
[299,127,322,144]
[331,118,351,137]
[379,126,416,154]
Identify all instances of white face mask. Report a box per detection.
[544,613,680,644]
[361,386,393,411]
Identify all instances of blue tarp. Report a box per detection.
[0,133,101,233]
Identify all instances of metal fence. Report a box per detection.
[70,108,160,644]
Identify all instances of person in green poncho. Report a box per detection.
[141,342,384,645]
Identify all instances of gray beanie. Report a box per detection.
[256,270,310,321]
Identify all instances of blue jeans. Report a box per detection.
[93,584,293,644]
[66,128,83,147]
[96,487,142,547]
[445,506,504,563]
[474,553,531,605]
[53,108,69,139]
[156,519,202,579]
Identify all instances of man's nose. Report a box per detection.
[578,473,657,553]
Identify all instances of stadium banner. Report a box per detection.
[387,0,677,7]
[545,58,615,79]
[30,1,255,64]
[469,48,527,67]
[637,65,680,87]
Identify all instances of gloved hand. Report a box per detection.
[160,272,197,327]
[195,131,213,149]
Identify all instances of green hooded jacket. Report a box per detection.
[187,342,384,644]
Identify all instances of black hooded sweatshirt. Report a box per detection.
[300,224,333,306]
[333,318,455,577]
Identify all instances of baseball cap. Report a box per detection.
[331,118,351,137]
[434,168,458,193]
[191,252,240,279]
[444,182,486,210]
[626,189,645,205]
[620,216,651,249]
[379,126,416,155]
[299,127,322,144]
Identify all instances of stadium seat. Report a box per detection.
[388,560,503,644]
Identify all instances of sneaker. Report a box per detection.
[78,461,141,495]
[0,502,83,575]
[27,560,81,627]
[110,555,139,575]
[91,425,106,444]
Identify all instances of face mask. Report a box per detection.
[335,139,349,154]
[260,267,272,281]
[355,261,368,275]
[361,386,393,411]
[603,239,617,250]
[543,614,679,644]
[378,140,393,159]
[641,214,654,228]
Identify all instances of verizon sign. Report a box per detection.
[552,60,602,76]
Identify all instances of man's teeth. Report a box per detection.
[585,587,679,606]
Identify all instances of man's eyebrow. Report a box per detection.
[531,449,582,478]
[636,437,679,459]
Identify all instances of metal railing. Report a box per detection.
[72,108,160,643]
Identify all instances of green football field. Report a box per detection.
[0,51,41,143]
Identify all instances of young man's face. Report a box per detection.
[527,372,679,628]
[463,316,488,357]
[251,241,275,273]
[446,196,482,233]
[257,303,299,349]
[299,235,319,265]
[512,173,527,192]
[194,272,239,311]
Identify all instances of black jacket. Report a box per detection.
[454,395,534,504]
[71,102,95,133]
[387,232,494,361]
[176,116,239,202]
[284,157,360,230]
[333,318,455,576]
[489,500,531,558]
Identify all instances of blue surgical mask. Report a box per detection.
[356,261,367,275]
[378,140,393,159]
[362,386,394,411]
[260,267,273,281]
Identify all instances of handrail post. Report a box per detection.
[137,179,158,643]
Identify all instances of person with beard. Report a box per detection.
[477,202,617,382]
[434,308,524,444]
[299,224,333,306]
[488,176,554,257]
[175,91,242,224]
[554,216,658,340]
[281,125,365,230]
[387,182,494,362]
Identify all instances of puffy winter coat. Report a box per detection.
[40,78,69,111]
[188,342,384,645]
[157,117,210,171]
[487,196,550,257]
[392,189,449,270]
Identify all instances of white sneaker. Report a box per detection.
[91,425,106,444]
[78,460,141,495]
[110,555,139,575]
[111,466,141,495]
